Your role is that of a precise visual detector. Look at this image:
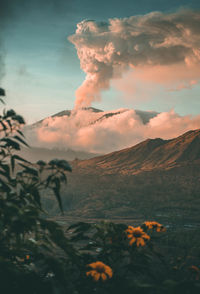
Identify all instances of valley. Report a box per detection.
[42,129,200,231]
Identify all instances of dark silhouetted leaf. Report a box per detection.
[12,154,30,164]
[12,115,25,124]
[0,163,10,176]
[13,135,29,147]
[16,129,25,138]
[18,163,39,177]
[52,178,63,213]
[11,156,15,173]
[0,138,20,150]
[0,98,5,104]
[57,160,72,172]
[48,159,60,166]
[6,109,16,118]
[0,120,7,131]
[0,88,5,96]
[0,177,10,192]
[32,188,41,208]
[37,160,46,166]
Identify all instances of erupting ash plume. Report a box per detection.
[69,10,200,108]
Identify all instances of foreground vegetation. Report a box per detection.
[0,88,199,293]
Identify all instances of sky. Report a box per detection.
[1,0,200,125]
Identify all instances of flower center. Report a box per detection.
[133,230,142,237]
[96,265,105,273]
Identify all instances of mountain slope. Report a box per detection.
[72,129,200,175]
[44,129,200,222]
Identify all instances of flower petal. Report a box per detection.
[94,273,100,281]
[101,273,107,281]
[127,234,133,239]
[88,262,97,269]
[143,233,150,240]
[136,238,145,247]
[105,266,113,278]
[86,270,97,277]
[129,237,136,245]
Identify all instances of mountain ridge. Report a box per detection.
[29,107,159,129]
[72,129,200,175]
[43,128,200,220]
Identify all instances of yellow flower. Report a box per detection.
[144,221,166,232]
[189,265,200,280]
[86,261,113,282]
[126,226,150,247]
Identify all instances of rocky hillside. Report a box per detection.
[72,129,200,175]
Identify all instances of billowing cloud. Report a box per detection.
[69,10,200,107]
[25,108,200,154]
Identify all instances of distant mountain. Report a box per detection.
[31,107,103,128]
[23,107,159,157]
[17,146,99,163]
[72,129,200,175]
[28,107,158,129]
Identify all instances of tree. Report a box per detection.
[0,88,74,293]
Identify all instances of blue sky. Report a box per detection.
[1,0,200,123]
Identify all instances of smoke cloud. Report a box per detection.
[69,10,200,108]
[25,108,200,154]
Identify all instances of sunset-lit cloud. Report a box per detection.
[112,63,200,100]
[69,10,200,107]
[25,108,200,153]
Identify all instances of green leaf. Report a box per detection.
[0,98,5,104]
[12,154,30,164]
[0,163,10,176]
[12,115,25,124]
[0,177,10,192]
[0,169,10,180]
[6,119,13,131]
[0,138,20,150]
[36,160,46,166]
[6,109,16,117]
[60,172,67,183]
[57,160,72,172]
[45,174,53,188]
[48,158,60,166]
[52,178,63,213]
[32,188,41,208]
[13,135,29,147]
[0,120,7,131]
[18,163,39,177]
[16,129,25,138]
[11,156,15,173]
[0,88,5,96]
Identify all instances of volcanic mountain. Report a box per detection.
[72,129,200,175]
[23,107,159,159]
[30,107,158,128]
